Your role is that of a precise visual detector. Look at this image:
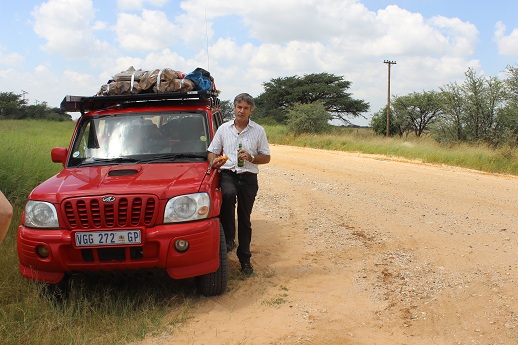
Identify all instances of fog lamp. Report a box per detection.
[174,239,189,252]
[36,245,50,258]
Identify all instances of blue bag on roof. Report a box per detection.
[184,67,213,91]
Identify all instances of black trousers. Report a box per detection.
[219,170,258,264]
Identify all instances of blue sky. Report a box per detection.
[0,0,517,125]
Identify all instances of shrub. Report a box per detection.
[286,102,330,135]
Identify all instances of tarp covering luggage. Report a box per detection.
[96,66,214,96]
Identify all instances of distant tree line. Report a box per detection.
[371,66,518,147]
[0,92,72,121]
[218,67,516,148]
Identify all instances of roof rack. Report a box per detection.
[61,90,220,113]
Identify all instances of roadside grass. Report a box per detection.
[264,125,518,175]
[0,120,75,204]
[1,119,516,344]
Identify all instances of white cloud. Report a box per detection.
[92,21,108,31]
[181,0,376,44]
[366,6,478,58]
[32,0,110,59]
[494,21,518,56]
[428,16,478,55]
[115,10,177,51]
[35,64,50,73]
[0,46,24,66]
[179,1,479,67]
[117,0,143,11]
[147,0,168,7]
[117,0,167,11]
[63,70,96,84]
[0,65,99,107]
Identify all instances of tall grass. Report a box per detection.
[264,125,518,175]
[0,120,195,345]
[0,120,75,204]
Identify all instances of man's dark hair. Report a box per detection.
[234,93,255,111]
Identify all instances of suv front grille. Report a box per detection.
[62,195,158,229]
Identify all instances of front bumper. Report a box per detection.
[17,218,220,284]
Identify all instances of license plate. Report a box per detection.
[74,230,141,247]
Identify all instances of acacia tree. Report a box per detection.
[370,105,411,137]
[391,90,443,137]
[253,73,369,125]
[436,68,507,144]
[218,100,234,121]
[462,68,505,142]
[504,65,518,98]
[437,82,465,142]
[496,65,518,145]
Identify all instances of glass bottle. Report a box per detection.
[237,143,244,167]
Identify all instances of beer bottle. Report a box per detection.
[237,143,244,167]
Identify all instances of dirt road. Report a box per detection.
[138,144,518,345]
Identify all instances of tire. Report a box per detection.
[195,222,228,296]
[42,274,70,303]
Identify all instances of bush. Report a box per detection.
[286,102,330,135]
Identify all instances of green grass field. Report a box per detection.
[0,119,516,345]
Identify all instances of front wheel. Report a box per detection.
[195,222,228,296]
[42,274,70,302]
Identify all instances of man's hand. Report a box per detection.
[211,155,228,169]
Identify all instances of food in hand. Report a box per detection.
[212,155,228,166]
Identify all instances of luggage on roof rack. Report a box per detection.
[61,66,219,113]
[61,90,220,113]
[96,66,215,96]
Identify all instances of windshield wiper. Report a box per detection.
[138,153,207,163]
[77,157,139,167]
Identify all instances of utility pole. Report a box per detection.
[383,60,396,137]
[21,90,28,102]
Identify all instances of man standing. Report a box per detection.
[208,93,271,275]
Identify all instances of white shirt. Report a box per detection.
[208,119,270,174]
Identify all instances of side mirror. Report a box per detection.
[51,147,68,166]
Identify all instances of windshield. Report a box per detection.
[68,111,209,167]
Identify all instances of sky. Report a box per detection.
[0,0,517,126]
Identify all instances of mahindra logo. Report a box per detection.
[102,196,116,203]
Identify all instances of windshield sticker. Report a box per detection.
[73,151,80,158]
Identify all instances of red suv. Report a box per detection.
[17,90,228,296]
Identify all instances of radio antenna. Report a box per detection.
[205,7,210,70]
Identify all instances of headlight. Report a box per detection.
[164,193,210,223]
[25,200,59,228]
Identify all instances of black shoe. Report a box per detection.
[240,262,254,275]
[226,240,236,252]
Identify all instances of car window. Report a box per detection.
[68,111,209,167]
